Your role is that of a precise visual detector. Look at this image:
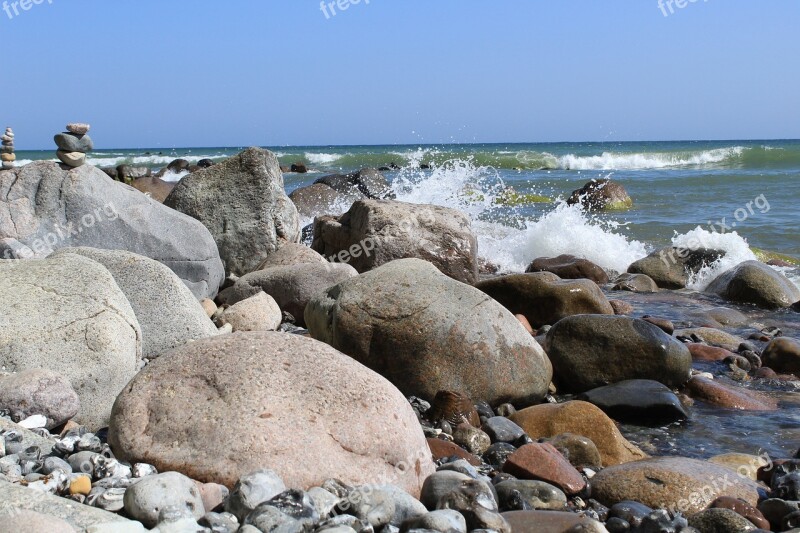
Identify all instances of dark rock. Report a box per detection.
[628,247,725,289]
[706,260,800,309]
[567,179,632,211]
[130,177,175,203]
[758,498,800,532]
[167,159,190,173]
[577,380,688,424]
[475,272,614,329]
[483,443,517,469]
[291,162,308,173]
[688,508,760,533]
[685,376,778,411]
[762,337,800,376]
[54,132,93,153]
[641,316,674,335]
[608,501,652,529]
[710,496,769,530]
[544,316,692,393]
[609,299,634,315]
[494,480,566,512]
[481,417,525,444]
[525,255,609,284]
[427,439,481,466]
[197,159,215,168]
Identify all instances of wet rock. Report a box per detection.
[53,247,219,360]
[609,299,634,315]
[762,337,800,376]
[305,258,553,407]
[289,182,363,221]
[577,380,688,424]
[255,243,327,270]
[419,471,496,511]
[219,292,282,332]
[227,262,358,327]
[675,327,746,352]
[613,273,659,293]
[526,255,609,284]
[688,343,737,362]
[483,442,517,469]
[641,316,674,335]
[628,247,724,290]
[476,272,614,329]
[688,508,757,532]
[710,496,769,530]
[0,369,80,429]
[452,425,491,455]
[567,178,632,211]
[109,332,434,496]
[426,439,481,466]
[607,500,653,529]
[684,376,778,410]
[165,147,301,277]
[502,443,586,495]
[225,469,287,521]
[544,315,692,393]
[541,433,602,470]
[591,457,762,515]
[509,401,647,466]
[0,254,140,429]
[758,498,800,531]
[311,200,479,284]
[706,260,800,309]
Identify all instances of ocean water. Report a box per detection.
[11,140,800,458]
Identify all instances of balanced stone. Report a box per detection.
[54,132,94,153]
[66,123,91,135]
[56,150,87,168]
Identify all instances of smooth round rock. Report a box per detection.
[494,480,567,511]
[706,260,800,309]
[123,472,205,528]
[220,291,282,332]
[54,132,93,153]
[401,509,467,533]
[56,150,86,168]
[0,510,76,532]
[225,469,287,521]
[762,337,800,376]
[577,379,688,424]
[0,369,80,429]
[482,417,526,444]
[67,123,91,135]
[688,508,757,532]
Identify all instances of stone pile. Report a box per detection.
[1,127,14,170]
[55,123,93,168]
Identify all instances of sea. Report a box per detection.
[14,140,800,458]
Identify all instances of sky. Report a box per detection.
[3,0,799,149]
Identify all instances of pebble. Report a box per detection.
[494,479,567,511]
[123,472,206,528]
[225,468,287,521]
[401,510,467,533]
[452,424,491,455]
[69,474,92,495]
[481,416,526,443]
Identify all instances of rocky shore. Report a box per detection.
[0,146,798,532]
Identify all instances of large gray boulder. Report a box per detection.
[164,148,301,277]
[109,332,435,496]
[0,161,224,299]
[227,262,358,327]
[0,254,141,430]
[705,260,800,309]
[312,200,479,285]
[305,258,553,406]
[52,247,219,360]
[544,315,691,394]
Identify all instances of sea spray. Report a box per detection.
[672,227,757,291]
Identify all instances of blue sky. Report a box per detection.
[3,1,799,148]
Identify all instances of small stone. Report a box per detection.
[420,471,497,511]
[452,424,492,455]
[0,153,15,162]
[197,482,229,513]
[609,299,634,315]
[199,512,240,533]
[308,486,340,518]
[200,298,217,318]
[542,433,603,470]
[246,490,319,531]
[225,468,287,521]
[710,496,769,530]
[426,438,481,466]
[495,480,567,511]
[502,443,586,496]
[56,150,87,168]
[123,472,206,528]
[481,417,525,443]
[70,474,93,495]
[67,123,91,135]
[402,510,467,533]
[688,507,758,532]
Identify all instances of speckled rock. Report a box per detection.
[706,260,800,309]
[255,243,327,270]
[305,259,553,407]
[688,508,757,533]
[684,376,778,411]
[220,292,282,332]
[123,472,206,528]
[0,369,80,429]
[109,332,434,496]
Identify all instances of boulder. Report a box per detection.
[509,401,646,466]
[227,263,358,327]
[628,247,725,289]
[0,254,140,429]
[567,178,632,210]
[525,254,609,284]
[706,260,800,309]
[130,177,175,203]
[52,247,218,360]
[475,273,614,329]
[289,183,363,221]
[220,292,282,332]
[305,259,553,407]
[613,273,659,293]
[311,200,479,284]
[544,316,692,393]
[255,243,327,270]
[577,380,688,424]
[684,376,778,411]
[109,332,435,496]
[0,510,76,533]
[0,161,224,299]
[164,147,301,277]
[315,169,393,200]
[591,457,762,515]
[762,337,800,376]
[0,369,80,429]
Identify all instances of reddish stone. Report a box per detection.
[685,377,778,411]
[688,343,736,362]
[516,314,534,335]
[710,496,770,530]
[755,367,778,379]
[427,437,482,466]
[502,443,586,495]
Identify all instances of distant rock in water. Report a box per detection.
[130,176,175,203]
[567,178,632,211]
[290,162,308,173]
[0,161,224,299]
[289,168,394,220]
[165,147,301,277]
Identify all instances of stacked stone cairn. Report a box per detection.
[1,127,14,170]
[55,123,93,168]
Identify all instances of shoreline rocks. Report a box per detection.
[706,260,800,309]
[567,178,632,211]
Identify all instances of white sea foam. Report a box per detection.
[556,147,744,171]
[305,152,342,165]
[159,169,190,183]
[672,227,758,291]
